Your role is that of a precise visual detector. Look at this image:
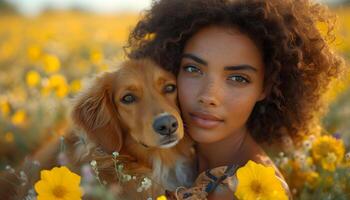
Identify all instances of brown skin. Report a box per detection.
[178,25,266,169]
[178,26,265,146]
[177,25,286,199]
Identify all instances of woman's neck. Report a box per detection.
[196,126,254,173]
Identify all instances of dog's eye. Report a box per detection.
[121,94,137,104]
[163,84,176,93]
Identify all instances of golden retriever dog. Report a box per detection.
[0,58,195,199]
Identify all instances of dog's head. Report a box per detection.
[71,59,184,153]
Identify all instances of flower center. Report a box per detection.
[52,185,67,198]
[326,152,337,163]
[250,180,263,194]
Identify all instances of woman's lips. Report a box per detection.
[189,112,224,129]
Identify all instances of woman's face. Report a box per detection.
[177,25,266,144]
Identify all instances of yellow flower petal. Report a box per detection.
[43,54,61,74]
[26,70,41,87]
[11,109,27,126]
[235,160,288,200]
[0,99,10,117]
[27,45,41,61]
[157,195,167,200]
[311,135,345,171]
[69,80,82,93]
[47,74,69,98]
[35,166,82,200]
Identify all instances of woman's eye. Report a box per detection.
[121,94,137,104]
[228,75,250,83]
[183,65,201,74]
[163,84,176,93]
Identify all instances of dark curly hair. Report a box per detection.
[124,0,344,144]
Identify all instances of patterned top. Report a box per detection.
[165,165,292,200]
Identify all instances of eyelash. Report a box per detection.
[182,65,202,74]
[182,65,250,84]
[228,75,250,84]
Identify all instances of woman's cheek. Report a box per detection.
[225,93,257,122]
[178,76,197,107]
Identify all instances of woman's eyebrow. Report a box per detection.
[224,65,257,72]
[181,53,208,65]
[182,53,257,72]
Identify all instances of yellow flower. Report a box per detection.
[235,160,288,200]
[26,70,41,88]
[49,74,67,87]
[42,74,69,98]
[311,135,345,171]
[43,54,61,74]
[56,84,69,98]
[306,156,314,167]
[69,80,82,94]
[27,45,41,61]
[305,171,320,189]
[0,99,10,117]
[157,195,167,200]
[35,166,82,200]
[11,109,27,126]
[90,49,103,64]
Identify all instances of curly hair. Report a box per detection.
[124,0,344,144]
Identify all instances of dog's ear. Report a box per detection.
[71,72,123,153]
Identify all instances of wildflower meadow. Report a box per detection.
[0,2,350,200]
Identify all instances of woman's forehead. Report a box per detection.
[182,26,264,71]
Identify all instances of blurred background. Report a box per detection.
[0,0,350,198]
[0,0,151,167]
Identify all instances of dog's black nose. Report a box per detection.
[153,115,178,135]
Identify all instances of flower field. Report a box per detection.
[0,11,138,166]
[0,7,350,200]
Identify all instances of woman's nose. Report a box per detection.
[198,95,219,107]
[197,79,221,107]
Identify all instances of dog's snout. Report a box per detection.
[153,115,178,135]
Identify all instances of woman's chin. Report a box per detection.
[188,127,223,144]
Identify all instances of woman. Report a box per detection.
[125,0,343,199]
